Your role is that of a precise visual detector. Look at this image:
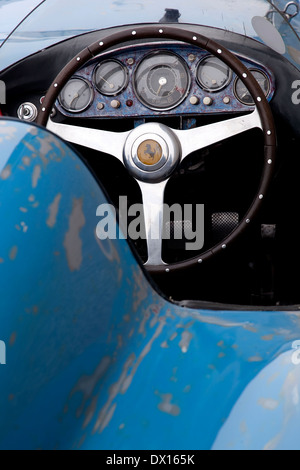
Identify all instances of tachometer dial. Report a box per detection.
[234,69,270,105]
[59,77,93,113]
[197,56,232,92]
[134,52,190,110]
[94,60,128,96]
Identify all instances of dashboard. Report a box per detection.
[55,42,275,120]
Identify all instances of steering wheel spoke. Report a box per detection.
[47,118,130,162]
[174,108,262,161]
[137,179,168,268]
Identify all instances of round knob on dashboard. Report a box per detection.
[189,96,199,105]
[111,100,121,109]
[203,97,213,106]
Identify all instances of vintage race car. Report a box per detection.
[0,0,300,450]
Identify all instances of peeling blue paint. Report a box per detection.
[0,118,300,450]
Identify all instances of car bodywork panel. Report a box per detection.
[0,119,300,449]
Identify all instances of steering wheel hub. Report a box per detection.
[123,122,181,182]
[137,140,163,166]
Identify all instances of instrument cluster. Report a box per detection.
[56,43,275,118]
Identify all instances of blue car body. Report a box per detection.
[0,0,300,451]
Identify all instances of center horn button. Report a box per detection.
[123,123,181,183]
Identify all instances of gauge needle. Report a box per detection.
[70,84,89,107]
[70,93,79,107]
[202,72,217,85]
[99,75,114,89]
[157,77,167,95]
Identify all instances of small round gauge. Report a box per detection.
[197,56,232,92]
[94,60,128,96]
[59,77,93,113]
[234,69,270,105]
[134,52,190,111]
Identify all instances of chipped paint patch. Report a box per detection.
[244,325,258,333]
[29,126,38,136]
[1,164,12,180]
[22,157,31,167]
[63,198,85,272]
[93,355,135,434]
[240,421,248,434]
[248,356,263,363]
[9,246,18,261]
[179,331,193,354]
[189,311,254,330]
[120,320,166,395]
[68,356,112,430]
[94,230,120,264]
[263,434,281,451]
[9,332,16,346]
[32,165,41,188]
[261,335,274,342]
[157,393,181,417]
[258,398,279,411]
[132,269,148,312]
[47,194,62,228]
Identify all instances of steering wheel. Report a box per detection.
[36,25,276,274]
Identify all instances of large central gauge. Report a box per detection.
[134,52,190,111]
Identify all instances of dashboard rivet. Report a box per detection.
[97,102,105,110]
[99,42,104,46]
[42,107,46,112]
[259,194,264,200]
[166,268,170,273]
[257,97,262,102]
[188,54,196,62]
[127,58,135,66]
[193,36,197,41]
[54,83,58,88]
[190,96,199,105]
[111,99,121,109]
[268,159,272,164]
[243,73,248,78]
[217,49,222,54]
[223,96,231,104]
[132,31,137,35]
[159,29,164,34]
[203,97,213,106]
[267,130,272,135]
[222,244,227,249]
[76,57,81,62]
[246,219,251,224]
[198,259,203,264]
